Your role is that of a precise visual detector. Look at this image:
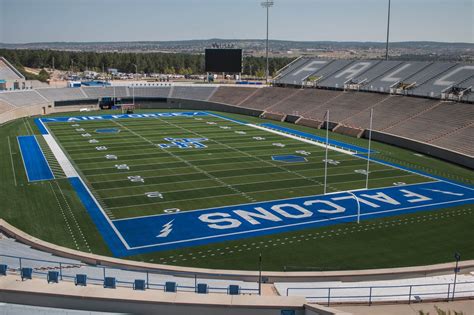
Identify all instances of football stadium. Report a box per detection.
[0,1,473,314]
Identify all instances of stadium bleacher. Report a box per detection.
[430,123,474,156]
[412,64,474,98]
[170,86,217,100]
[209,86,260,105]
[131,86,171,98]
[0,57,24,81]
[385,101,474,143]
[37,87,88,102]
[275,58,331,86]
[0,90,48,107]
[266,89,342,115]
[82,86,128,99]
[351,60,402,91]
[0,100,14,114]
[239,87,294,110]
[318,60,380,89]
[366,61,432,93]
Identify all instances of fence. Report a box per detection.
[0,254,259,295]
[286,280,474,306]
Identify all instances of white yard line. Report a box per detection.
[103,171,415,202]
[111,119,256,202]
[7,136,17,186]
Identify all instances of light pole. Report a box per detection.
[261,0,274,84]
[452,252,461,301]
[258,253,263,295]
[132,63,138,105]
[385,0,391,60]
[365,108,373,190]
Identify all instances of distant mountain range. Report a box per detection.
[1,39,472,50]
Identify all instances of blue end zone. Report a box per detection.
[17,136,54,182]
[107,180,473,257]
[260,123,372,154]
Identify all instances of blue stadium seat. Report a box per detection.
[104,277,116,289]
[133,279,146,291]
[0,264,7,276]
[75,274,87,286]
[196,283,208,294]
[47,271,59,283]
[21,267,32,281]
[165,281,177,292]
[228,285,240,295]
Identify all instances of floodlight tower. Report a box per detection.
[385,0,391,60]
[261,0,274,84]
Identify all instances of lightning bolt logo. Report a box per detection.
[157,220,174,238]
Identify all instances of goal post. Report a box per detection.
[121,104,136,114]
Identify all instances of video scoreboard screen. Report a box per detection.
[205,49,242,73]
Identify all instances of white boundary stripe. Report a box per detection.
[16,137,31,182]
[7,136,17,186]
[43,134,79,178]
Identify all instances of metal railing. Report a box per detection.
[0,254,259,295]
[286,281,474,306]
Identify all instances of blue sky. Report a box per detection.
[0,0,472,43]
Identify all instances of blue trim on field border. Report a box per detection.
[260,123,373,154]
[34,118,49,135]
[68,177,127,256]
[17,136,54,182]
[40,112,209,124]
[205,112,248,125]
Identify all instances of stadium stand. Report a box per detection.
[385,101,474,143]
[430,123,474,156]
[0,57,24,81]
[82,86,128,99]
[349,60,402,91]
[171,86,217,100]
[318,60,380,89]
[265,88,342,115]
[273,56,310,81]
[412,64,474,98]
[303,91,389,123]
[37,87,88,102]
[131,86,171,98]
[0,90,48,107]
[349,96,439,132]
[275,58,331,86]
[209,86,261,105]
[402,63,456,96]
[239,87,297,110]
[369,61,432,93]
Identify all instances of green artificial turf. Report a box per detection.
[0,109,472,271]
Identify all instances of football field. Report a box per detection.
[34,112,473,257]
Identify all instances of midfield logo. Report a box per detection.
[158,138,208,149]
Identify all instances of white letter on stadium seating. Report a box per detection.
[335,62,372,79]
[399,190,431,203]
[381,63,412,82]
[199,213,241,230]
[292,61,328,76]
[434,66,474,86]
[234,207,282,225]
[271,204,312,219]
[304,200,345,214]
[359,192,401,206]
